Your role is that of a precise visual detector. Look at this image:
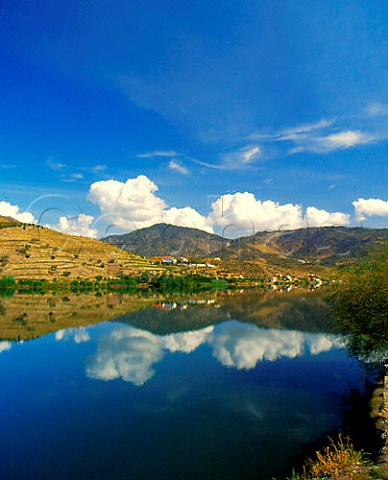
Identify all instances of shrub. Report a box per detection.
[0,256,9,267]
[287,435,377,480]
[0,275,16,290]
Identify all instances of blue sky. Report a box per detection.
[0,0,387,237]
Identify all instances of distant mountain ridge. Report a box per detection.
[102,223,225,258]
[103,223,388,265]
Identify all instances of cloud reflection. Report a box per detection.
[86,321,338,386]
[0,341,12,353]
[55,327,90,344]
[210,322,335,369]
[86,326,214,386]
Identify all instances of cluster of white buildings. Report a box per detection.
[159,256,216,268]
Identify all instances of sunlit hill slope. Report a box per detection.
[0,216,162,279]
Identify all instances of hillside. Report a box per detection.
[0,218,164,279]
[103,223,224,258]
[2,216,386,281]
[0,215,21,229]
[102,223,388,269]
[213,226,388,272]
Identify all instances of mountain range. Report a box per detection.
[2,214,387,280]
[103,223,388,267]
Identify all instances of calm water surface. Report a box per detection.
[0,293,363,480]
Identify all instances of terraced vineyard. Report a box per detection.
[0,218,164,279]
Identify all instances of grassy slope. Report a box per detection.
[0,221,166,279]
[0,216,21,229]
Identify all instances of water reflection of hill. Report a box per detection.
[223,290,330,331]
[118,290,331,335]
[0,289,331,341]
[0,293,156,340]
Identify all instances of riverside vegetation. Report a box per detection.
[282,241,388,480]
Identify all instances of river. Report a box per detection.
[0,290,364,480]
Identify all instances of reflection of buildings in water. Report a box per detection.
[152,298,220,312]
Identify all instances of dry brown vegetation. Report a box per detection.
[215,257,333,279]
[287,435,387,480]
[0,220,166,279]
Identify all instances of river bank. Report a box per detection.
[375,368,388,475]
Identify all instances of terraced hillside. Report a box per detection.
[0,217,164,279]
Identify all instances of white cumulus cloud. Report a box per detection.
[46,214,98,238]
[162,207,213,233]
[88,175,212,233]
[207,192,351,235]
[88,176,166,229]
[304,206,350,227]
[353,198,388,222]
[208,192,303,234]
[0,201,35,223]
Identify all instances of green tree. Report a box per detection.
[330,242,388,371]
[0,275,16,290]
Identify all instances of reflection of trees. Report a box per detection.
[222,290,331,332]
[330,243,388,375]
[118,304,227,335]
[0,288,334,341]
[118,290,332,335]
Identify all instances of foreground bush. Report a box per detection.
[287,435,385,480]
